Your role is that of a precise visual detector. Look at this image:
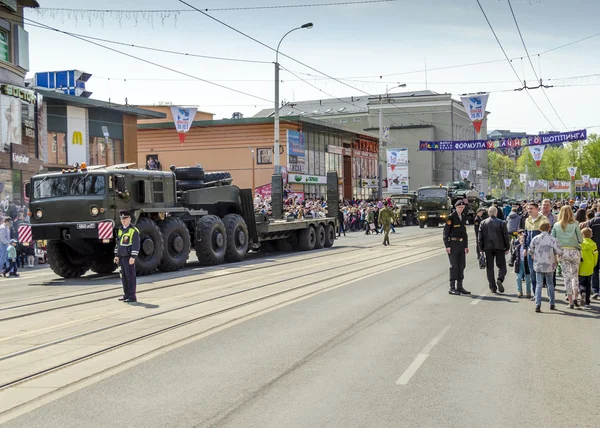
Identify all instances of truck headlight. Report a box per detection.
[419,206,423,210]
[90,207,99,216]
[35,209,43,219]
[441,205,445,209]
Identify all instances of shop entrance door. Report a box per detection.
[343,155,352,199]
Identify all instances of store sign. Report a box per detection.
[0,0,17,12]
[22,119,35,139]
[10,143,29,169]
[327,145,352,156]
[292,174,327,184]
[353,150,378,160]
[0,84,35,104]
[361,178,378,189]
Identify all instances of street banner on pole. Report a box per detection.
[170,106,198,144]
[460,170,470,180]
[528,180,536,188]
[582,174,590,184]
[548,181,570,193]
[568,166,577,181]
[460,93,489,133]
[529,145,545,167]
[504,178,512,189]
[519,173,527,183]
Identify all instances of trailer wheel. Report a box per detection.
[90,245,117,275]
[324,223,335,248]
[174,166,204,181]
[298,226,317,251]
[223,214,249,263]
[195,215,227,266]
[135,217,164,276]
[158,217,191,272]
[314,224,326,249]
[47,240,89,278]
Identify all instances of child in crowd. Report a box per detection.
[509,231,531,298]
[3,239,19,277]
[529,221,562,313]
[578,228,598,310]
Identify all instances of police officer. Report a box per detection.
[444,200,471,295]
[113,210,140,303]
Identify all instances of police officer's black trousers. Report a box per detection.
[448,241,466,287]
[119,257,137,300]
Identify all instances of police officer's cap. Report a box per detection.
[454,200,466,207]
[476,207,485,213]
[119,210,132,218]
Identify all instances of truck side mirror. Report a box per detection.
[24,182,31,198]
[114,175,126,193]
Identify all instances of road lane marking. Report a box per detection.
[471,293,487,305]
[396,326,451,385]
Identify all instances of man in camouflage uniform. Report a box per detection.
[378,201,395,246]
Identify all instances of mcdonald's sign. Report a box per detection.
[72,131,83,145]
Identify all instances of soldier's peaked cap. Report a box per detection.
[454,200,466,207]
[119,210,132,218]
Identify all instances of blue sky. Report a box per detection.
[24,0,600,134]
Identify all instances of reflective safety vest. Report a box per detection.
[115,225,140,258]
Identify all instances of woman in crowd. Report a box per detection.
[552,205,583,309]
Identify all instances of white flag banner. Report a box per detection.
[528,180,536,188]
[582,174,590,183]
[504,178,512,188]
[519,173,527,183]
[553,180,559,186]
[591,178,599,185]
[170,106,198,144]
[568,166,577,180]
[528,145,545,167]
[460,93,489,133]
[460,170,470,180]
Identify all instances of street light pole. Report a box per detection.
[273,23,313,173]
[378,83,406,199]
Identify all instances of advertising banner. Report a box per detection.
[460,93,489,133]
[386,148,408,166]
[575,180,597,192]
[290,174,326,184]
[170,106,197,144]
[519,173,527,183]
[532,181,548,194]
[419,129,587,151]
[287,191,305,203]
[287,130,306,174]
[66,105,87,164]
[528,145,545,167]
[361,178,378,189]
[548,181,570,193]
[255,183,272,200]
[387,164,409,192]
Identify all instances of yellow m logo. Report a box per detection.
[72,131,83,145]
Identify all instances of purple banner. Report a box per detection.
[419,129,587,151]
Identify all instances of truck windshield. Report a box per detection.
[33,175,106,199]
[418,189,447,199]
[393,198,410,205]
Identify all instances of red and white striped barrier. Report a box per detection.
[18,224,33,243]
[97,221,114,240]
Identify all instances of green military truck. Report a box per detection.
[446,180,480,224]
[388,192,418,226]
[416,186,452,228]
[22,163,338,279]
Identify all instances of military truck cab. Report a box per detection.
[388,192,418,226]
[416,186,451,228]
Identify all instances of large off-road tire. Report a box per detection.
[90,245,117,275]
[314,224,326,249]
[204,172,232,183]
[158,217,191,272]
[223,214,249,263]
[176,180,205,191]
[174,166,204,181]
[135,217,164,276]
[324,223,335,248]
[47,240,89,278]
[298,226,317,251]
[195,215,227,266]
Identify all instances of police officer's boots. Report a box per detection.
[456,281,471,295]
[449,281,460,295]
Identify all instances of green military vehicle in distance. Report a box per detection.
[446,180,480,224]
[416,186,452,228]
[387,192,418,226]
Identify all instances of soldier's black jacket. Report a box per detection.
[443,211,468,248]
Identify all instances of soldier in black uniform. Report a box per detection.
[444,200,471,295]
[113,210,140,303]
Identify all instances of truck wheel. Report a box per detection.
[90,245,117,274]
[204,172,232,183]
[135,217,164,276]
[314,224,326,249]
[419,221,425,229]
[223,214,249,263]
[324,223,335,248]
[298,226,317,251]
[47,240,89,278]
[158,217,191,272]
[174,166,204,181]
[195,215,227,266]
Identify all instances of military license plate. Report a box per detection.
[77,223,96,230]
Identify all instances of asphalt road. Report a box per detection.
[4,228,600,428]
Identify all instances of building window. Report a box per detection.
[340,119,348,124]
[353,117,361,122]
[90,137,122,166]
[48,133,67,164]
[0,31,8,62]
